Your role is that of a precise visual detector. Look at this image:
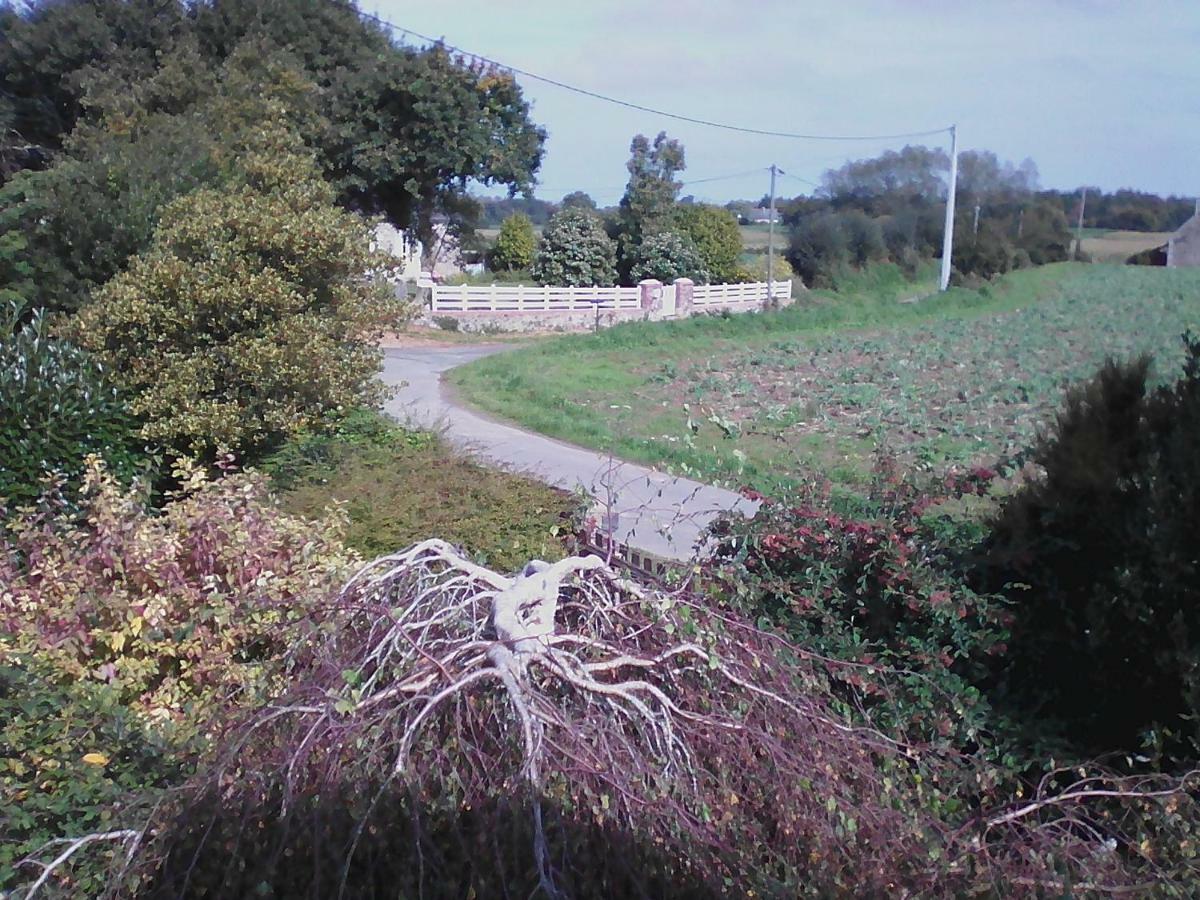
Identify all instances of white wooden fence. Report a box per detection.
[428,280,792,314]
[691,280,792,306]
[430,284,641,312]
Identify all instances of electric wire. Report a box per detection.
[343,3,952,143]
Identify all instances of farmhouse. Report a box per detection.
[1167,212,1200,267]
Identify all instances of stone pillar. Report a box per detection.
[638,279,663,315]
[673,277,694,317]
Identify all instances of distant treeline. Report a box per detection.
[745,145,1196,286]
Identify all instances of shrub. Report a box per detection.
[531,207,617,287]
[983,337,1200,761]
[0,303,145,508]
[71,139,407,458]
[627,230,709,285]
[742,253,794,284]
[952,222,1014,281]
[672,204,743,282]
[1,457,354,724]
[708,475,1009,747]
[787,212,849,287]
[0,651,185,894]
[840,209,888,267]
[489,212,537,272]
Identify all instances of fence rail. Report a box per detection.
[691,280,791,306]
[428,280,792,314]
[430,284,641,312]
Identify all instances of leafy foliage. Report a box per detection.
[0,0,190,178]
[708,475,1009,746]
[0,457,353,894]
[532,207,618,287]
[489,212,537,272]
[616,131,685,279]
[628,231,709,285]
[2,0,547,297]
[787,211,852,287]
[560,190,596,211]
[672,204,743,283]
[0,651,185,895]
[983,336,1200,761]
[0,42,323,317]
[71,133,407,457]
[0,303,143,508]
[1,457,353,722]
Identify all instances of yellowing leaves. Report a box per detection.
[82,752,110,767]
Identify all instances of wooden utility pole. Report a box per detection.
[767,164,779,304]
[939,125,959,292]
[972,204,981,236]
[1074,187,1088,260]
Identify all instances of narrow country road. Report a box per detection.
[379,344,758,563]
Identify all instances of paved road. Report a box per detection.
[380,344,758,563]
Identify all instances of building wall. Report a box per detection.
[1167,215,1200,268]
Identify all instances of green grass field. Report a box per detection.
[449,263,1200,495]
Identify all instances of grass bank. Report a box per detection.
[262,410,576,570]
[449,263,1200,496]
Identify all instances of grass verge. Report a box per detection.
[261,409,577,570]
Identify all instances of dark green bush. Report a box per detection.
[984,336,1200,762]
[787,212,850,287]
[0,303,145,508]
[0,652,183,894]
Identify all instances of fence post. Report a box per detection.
[673,278,694,317]
[638,279,663,317]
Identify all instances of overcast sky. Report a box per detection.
[374,0,1199,205]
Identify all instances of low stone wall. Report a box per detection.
[423,307,651,334]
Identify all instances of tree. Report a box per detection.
[617,131,685,277]
[0,0,190,180]
[560,190,596,211]
[820,145,948,216]
[301,42,546,243]
[70,129,407,457]
[531,208,617,287]
[628,231,708,285]
[2,0,548,248]
[673,204,743,283]
[490,212,537,272]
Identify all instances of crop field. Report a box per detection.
[1080,229,1171,262]
[451,264,1200,495]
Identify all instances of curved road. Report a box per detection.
[380,344,758,563]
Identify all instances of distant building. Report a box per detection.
[372,222,423,280]
[747,207,782,224]
[1167,212,1200,268]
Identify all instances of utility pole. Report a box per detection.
[938,125,958,292]
[1074,186,1088,260]
[767,164,779,304]
[972,204,981,236]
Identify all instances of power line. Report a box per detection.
[683,168,768,186]
[344,3,952,143]
[780,171,822,189]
